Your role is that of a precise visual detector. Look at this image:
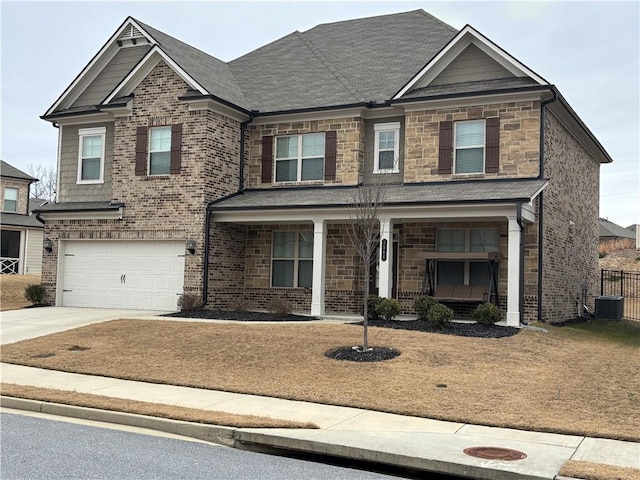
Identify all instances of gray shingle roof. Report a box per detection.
[1,160,36,181]
[210,178,548,212]
[230,10,457,111]
[399,77,541,100]
[0,212,43,228]
[29,198,48,213]
[135,19,250,110]
[599,218,636,239]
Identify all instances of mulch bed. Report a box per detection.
[325,346,401,362]
[164,310,518,338]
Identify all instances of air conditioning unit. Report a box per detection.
[595,296,624,321]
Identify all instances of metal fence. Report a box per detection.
[601,269,640,321]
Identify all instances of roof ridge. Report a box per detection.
[294,32,367,103]
[415,9,458,33]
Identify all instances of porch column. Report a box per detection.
[311,220,327,317]
[378,217,393,298]
[507,217,521,327]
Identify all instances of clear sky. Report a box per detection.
[1,1,638,226]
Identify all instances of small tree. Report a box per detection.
[344,177,388,351]
[27,164,57,202]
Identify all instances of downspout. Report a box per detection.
[201,113,254,306]
[537,88,558,323]
[517,202,525,326]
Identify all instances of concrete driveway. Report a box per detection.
[0,307,166,345]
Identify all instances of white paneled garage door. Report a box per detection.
[60,240,185,310]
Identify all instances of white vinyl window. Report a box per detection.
[149,126,172,176]
[275,133,325,182]
[272,231,313,287]
[77,127,106,183]
[435,228,499,286]
[3,187,18,212]
[454,120,485,174]
[374,122,400,173]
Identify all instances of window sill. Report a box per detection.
[76,180,104,185]
[373,169,400,175]
[273,180,325,187]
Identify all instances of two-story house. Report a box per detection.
[35,10,611,325]
[1,160,45,275]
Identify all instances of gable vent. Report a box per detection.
[119,24,144,41]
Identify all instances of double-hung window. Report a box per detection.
[3,187,18,212]
[272,231,313,287]
[436,228,499,286]
[454,120,485,174]
[275,133,325,182]
[77,127,106,183]
[374,122,400,173]
[149,126,172,176]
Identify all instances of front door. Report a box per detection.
[369,240,398,298]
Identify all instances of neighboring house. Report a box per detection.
[0,160,46,275]
[35,10,612,325]
[599,218,636,244]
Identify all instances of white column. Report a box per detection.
[506,217,521,327]
[311,220,327,317]
[378,217,393,299]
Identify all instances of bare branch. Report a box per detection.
[26,164,57,202]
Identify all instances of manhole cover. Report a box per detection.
[463,446,527,460]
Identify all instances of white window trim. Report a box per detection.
[3,187,18,212]
[453,119,485,175]
[274,133,325,183]
[373,122,400,174]
[77,127,106,184]
[148,126,172,176]
[271,230,313,288]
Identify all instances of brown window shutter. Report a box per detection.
[324,131,337,181]
[261,136,273,183]
[485,117,500,173]
[170,124,183,174]
[135,126,148,176]
[438,121,453,175]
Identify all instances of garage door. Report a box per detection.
[61,240,185,310]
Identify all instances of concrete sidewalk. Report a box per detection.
[2,363,638,480]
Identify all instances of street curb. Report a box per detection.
[0,396,236,446]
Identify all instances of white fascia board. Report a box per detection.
[213,202,525,224]
[103,46,208,105]
[45,18,154,117]
[393,25,548,100]
[38,208,123,221]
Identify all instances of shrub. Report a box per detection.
[24,284,45,304]
[376,298,401,321]
[365,295,383,321]
[474,302,500,325]
[177,293,202,312]
[267,298,292,318]
[413,295,438,320]
[426,303,453,329]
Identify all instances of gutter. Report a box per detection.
[537,89,558,323]
[517,202,525,326]
[201,113,254,306]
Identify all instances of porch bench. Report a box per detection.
[433,284,487,303]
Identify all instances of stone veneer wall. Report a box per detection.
[540,111,600,323]
[41,61,241,305]
[404,101,541,182]
[246,117,364,188]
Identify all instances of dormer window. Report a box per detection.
[374,122,400,173]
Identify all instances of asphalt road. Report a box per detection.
[1,413,404,480]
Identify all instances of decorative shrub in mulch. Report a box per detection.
[324,346,401,362]
[352,318,520,338]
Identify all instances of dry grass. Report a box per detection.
[560,460,640,480]
[0,275,41,311]
[2,319,638,442]
[0,383,316,429]
[599,245,640,270]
